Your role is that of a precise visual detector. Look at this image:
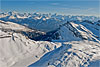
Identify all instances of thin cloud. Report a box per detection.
[84,8,95,12]
[50,3,60,6]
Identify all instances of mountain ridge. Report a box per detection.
[0,12,100,67]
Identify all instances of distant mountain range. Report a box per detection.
[0,11,99,32]
[0,12,100,67]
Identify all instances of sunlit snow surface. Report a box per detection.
[29,41,100,67]
[0,12,100,67]
[0,30,61,67]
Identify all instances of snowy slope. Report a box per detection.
[0,30,61,67]
[29,41,100,67]
[0,20,31,31]
[0,20,61,67]
[80,21,100,41]
[0,25,100,67]
[0,20,46,41]
[50,21,100,43]
[0,12,100,67]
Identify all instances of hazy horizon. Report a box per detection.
[0,0,100,16]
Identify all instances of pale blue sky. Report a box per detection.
[0,0,100,16]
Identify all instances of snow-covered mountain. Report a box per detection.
[51,21,100,43]
[0,12,100,67]
[0,12,99,32]
[0,20,61,67]
[29,41,100,67]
